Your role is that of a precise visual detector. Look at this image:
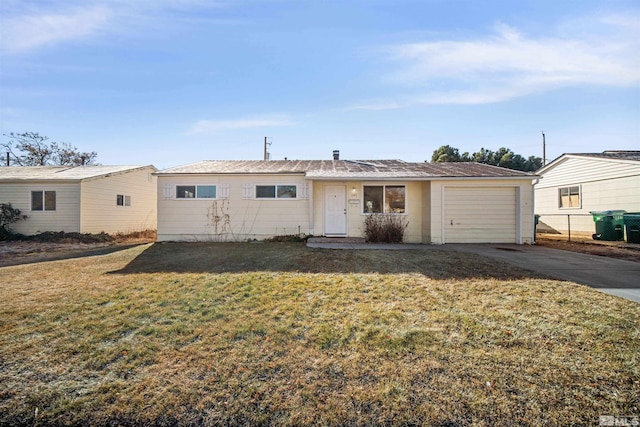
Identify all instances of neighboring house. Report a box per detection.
[534,151,640,236]
[156,154,537,244]
[0,165,157,235]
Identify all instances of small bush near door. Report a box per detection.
[364,213,409,243]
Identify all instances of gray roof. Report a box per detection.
[157,160,536,179]
[563,151,640,161]
[538,150,640,174]
[0,165,156,181]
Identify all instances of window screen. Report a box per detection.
[559,186,580,208]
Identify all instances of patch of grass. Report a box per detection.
[1,243,638,426]
[113,229,157,243]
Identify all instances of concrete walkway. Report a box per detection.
[306,239,640,303]
[307,237,426,250]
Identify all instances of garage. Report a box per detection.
[443,186,518,243]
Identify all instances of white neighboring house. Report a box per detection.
[0,165,157,235]
[534,151,640,236]
[156,154,538,244]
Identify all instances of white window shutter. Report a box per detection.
[219,183,230,199]
[163,184,172,199]
[242,184,252,199]
[300,183,309,199]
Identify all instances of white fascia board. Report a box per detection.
[304,176,537,181]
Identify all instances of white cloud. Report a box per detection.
[0,0,225,55]
[0,5,110,54]
[362,13,640,108]
[187,114,294,135]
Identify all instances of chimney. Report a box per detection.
[333,150,340,160]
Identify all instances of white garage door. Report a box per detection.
[444,187,518,243]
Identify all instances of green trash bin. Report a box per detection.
[623,213,640,244]
[590,210,626,241]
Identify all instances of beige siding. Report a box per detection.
[0,182,81,234]
[80,167,157,234]
[311,181,325,237]
[311,180,423,243]
[157,174,534,244]
[535,157,640,235]
[407,182,423,243]
[421,182,431,243]
[157,174,310,241]
[429,180,534,244]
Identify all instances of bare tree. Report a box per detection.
[2,132,98,166]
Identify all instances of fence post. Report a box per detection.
[567,214,571,242]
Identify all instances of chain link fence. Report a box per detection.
[535,213,595,242]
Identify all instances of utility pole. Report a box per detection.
[542,131,546,166]
[6,152,9,166]
[263,136,271,161]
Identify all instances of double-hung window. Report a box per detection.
[176,185,216,199]
[255,185,297,199]
[558,186,580,209]
[31,191,56,211]
[363,185,405,214]
[117,195,131,206]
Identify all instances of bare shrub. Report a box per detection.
[364,213,409,243]
[0,203,27,240]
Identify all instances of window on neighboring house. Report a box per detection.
[559,186,580,208]
[117,195,131,206]
[363,185,406,214]
[31,191,56,211]
[255,185,297,199]
[176,185,216,199]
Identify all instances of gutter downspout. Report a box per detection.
[308,180,314,236]
[532,178,539,244]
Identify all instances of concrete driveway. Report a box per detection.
[443,244,640,303]
[307,239,640,302]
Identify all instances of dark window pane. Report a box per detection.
[363,186,383,213]
[176,185,196,198]
[117,195,124,206]
[256,185,276,198]
[386,186,405,213]
[44,191,56,211]
[277,185,296,198]
[31,191,43,211]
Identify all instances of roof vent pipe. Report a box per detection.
[333,150,339,160]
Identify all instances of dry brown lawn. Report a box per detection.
[1,242,638,426]
[536,236,640,263]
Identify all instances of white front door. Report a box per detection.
[324,185,347,236]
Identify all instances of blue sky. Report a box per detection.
[1,0,638,169]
